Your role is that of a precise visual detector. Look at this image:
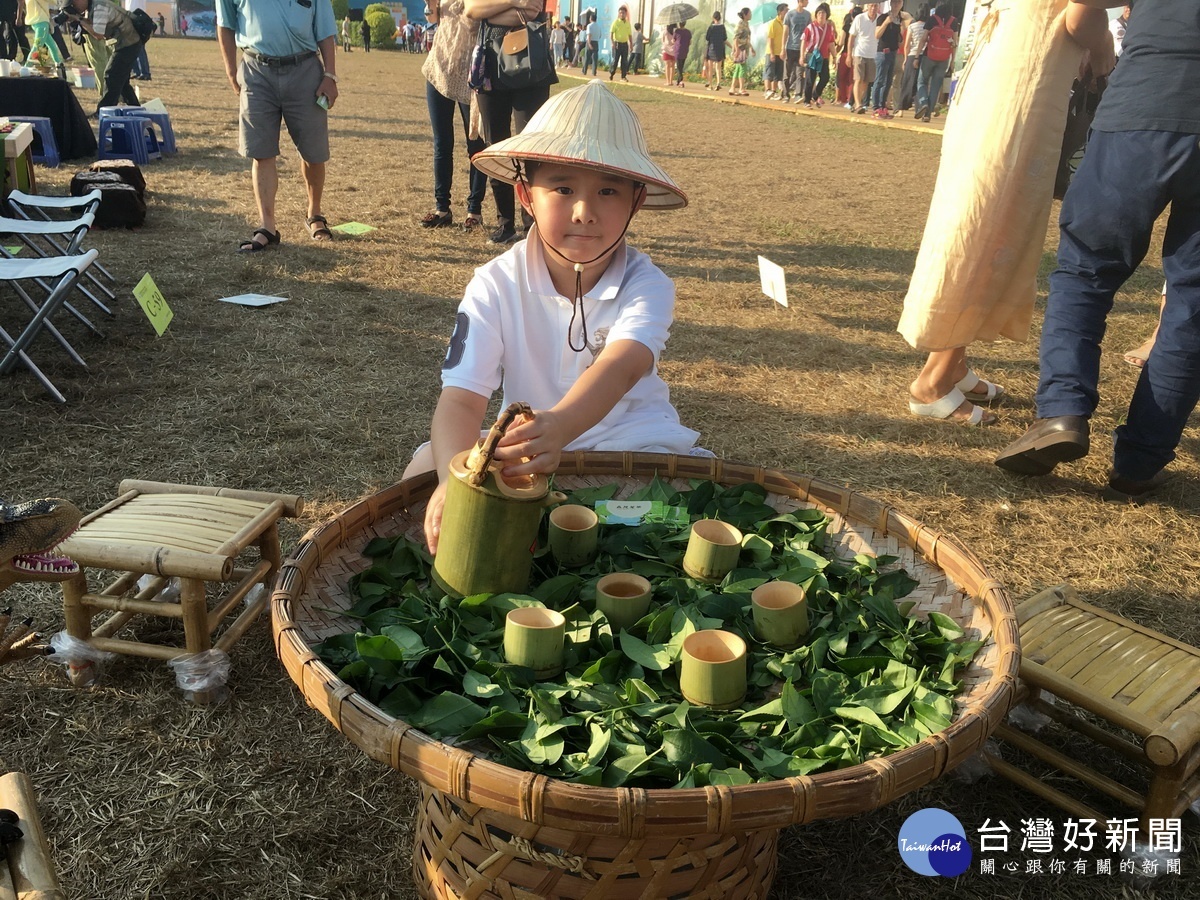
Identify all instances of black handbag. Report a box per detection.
[490,13,555,91]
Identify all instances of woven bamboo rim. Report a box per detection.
[271,453,1019,837]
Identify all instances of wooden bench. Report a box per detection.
[986,584,1200,831]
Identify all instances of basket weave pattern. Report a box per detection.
[271,454,1019,897]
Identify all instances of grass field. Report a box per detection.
[2,38,1197,899]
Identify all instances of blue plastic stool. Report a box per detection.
[7,117,60,169]
[112,107,176,155]
[97,116,161,165]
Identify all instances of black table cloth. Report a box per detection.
[0,76,98,160]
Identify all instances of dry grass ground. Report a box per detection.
[2,39,1198,899]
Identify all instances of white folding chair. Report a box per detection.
[4,190,116,287]
[0,213,113,319]
[0,251,100,402]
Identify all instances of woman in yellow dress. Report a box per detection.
[899,0,1116,425]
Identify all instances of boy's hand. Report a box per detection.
[492,409,566,476]
[423,481,449,555]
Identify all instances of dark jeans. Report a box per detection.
[803,59,829,103]
[476,83,551,223]
[425,80,486,215]
[1036,130,1200,480]
[97,42,141,113]
[898,56,918,110]
[872,50,896,108]
[132,43,151,79]
[915,56,949,114]
[783,48,801,98]
[631,50,643,74]
[610,42,628,78]
[580,40,597,75]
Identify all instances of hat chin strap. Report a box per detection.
[515,160,644,353]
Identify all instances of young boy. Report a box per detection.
[405,81,703,553]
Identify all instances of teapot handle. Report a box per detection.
[467,401,534,488]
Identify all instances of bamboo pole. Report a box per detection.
[116,480,304,517]
[57,540,232,582]
[74,490,138,528]
[99,571,141,597]
[80,593,184,619]
[206,562,270,633]
[995,724,1145,809]
[214,502,284,557]
[982,751,1115,825]
[0,772,64,900]
[213,596,267,653]
[1019,658,1160,738]
[86,636,185,661]
[90,610,137,640]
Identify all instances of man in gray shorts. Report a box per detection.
[216,0,339,252]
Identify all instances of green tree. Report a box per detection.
[365,3,397,49]
[331,0,349,21]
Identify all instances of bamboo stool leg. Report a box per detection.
[60,570,96,687]
[257,521,282,585]
[178,577,222,705]
[0,772,64,900]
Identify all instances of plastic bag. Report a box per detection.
[1007,699,1053,733]
[48,631,116,686]
[136,574,181,602]
[167,649,232,703]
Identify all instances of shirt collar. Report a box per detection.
[524,224,629,302]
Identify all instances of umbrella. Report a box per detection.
[656,3,699,23]
[750,2,779,25]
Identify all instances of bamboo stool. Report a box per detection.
[0,771,63,900]
[985,584,1200,832]
[58,480,303,692]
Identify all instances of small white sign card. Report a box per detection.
[219,293,288,307]
[758,255,788,308]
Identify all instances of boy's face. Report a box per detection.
[517,163,646,270]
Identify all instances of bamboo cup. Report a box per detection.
[752,581,809,648]
[548,504,600,567]
[682,519,743,583]
[503,607,566,679]
[595,573,652,632]
[680,630,747,709]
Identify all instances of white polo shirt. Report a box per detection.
[850,12,878,58]
[440,229,699,454]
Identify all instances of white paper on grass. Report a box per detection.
[758,255,788,308]
[218,293,287,307]
[141,98,168,115]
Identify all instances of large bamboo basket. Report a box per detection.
[271,453,1020,899]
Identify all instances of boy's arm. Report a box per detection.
[491,340,654,476]
[423,386,490,554]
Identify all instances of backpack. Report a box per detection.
[925,14,955,62]
[130,8,157,42]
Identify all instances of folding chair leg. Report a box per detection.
[0,322,67,402]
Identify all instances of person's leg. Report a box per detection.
[1035,131,1174,422]
[477,91,516,230]
[302,159,325,222]
[82,35,110,100]
[426,80,455,216]
[619,44,629,78]
[915,55,931,116]
[1113,149,1200,481]
[97,43,138,112]
[873,52,893,110]
[1124,290,1165,368]
[927,58,948,115]
[251,157,280,236]
[910,347,997,425]
[137,43,151,79]
[30,22,63,64]
[815,58,830,103]
[0,16,14,61]
[783,48,797,99]
[457,100,487,218]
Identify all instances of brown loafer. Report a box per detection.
[994,416,1090,476]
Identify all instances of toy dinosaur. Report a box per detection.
[0,498,82,664]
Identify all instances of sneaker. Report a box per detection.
[488,222,519,245]
[856,106,867,114]
[804,101,813,109]
[923,112,932,123]
[844,102,853,110]
[815,99,823,107]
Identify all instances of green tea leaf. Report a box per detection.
[661,729,726,767]
[619,633,672,671]
[463,670,504,699]
[409,692,486,737]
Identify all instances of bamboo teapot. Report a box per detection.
[430,403,564,598]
